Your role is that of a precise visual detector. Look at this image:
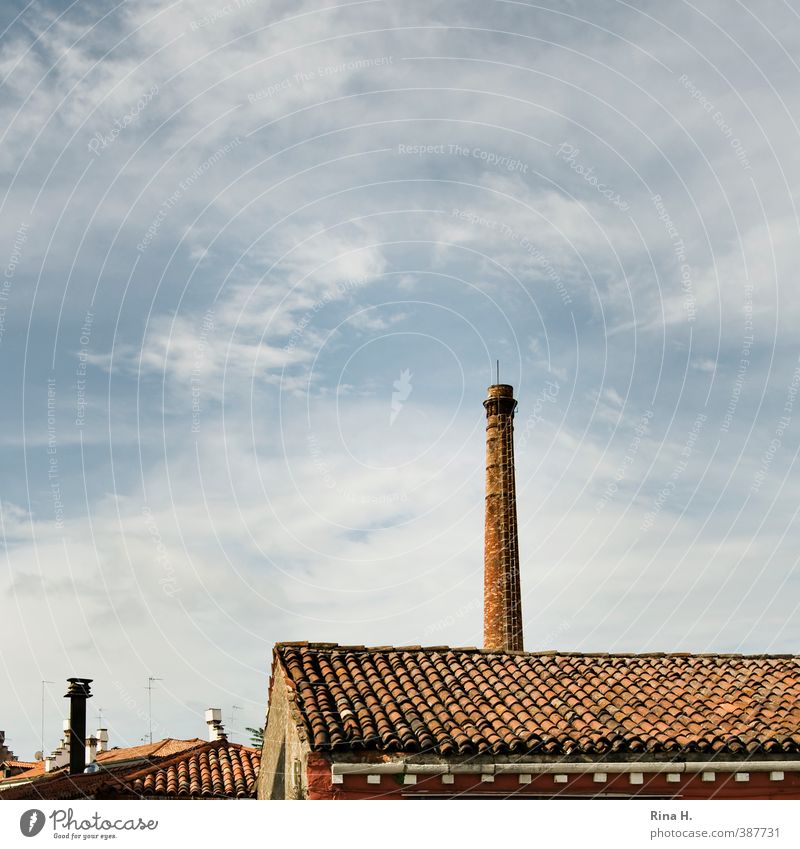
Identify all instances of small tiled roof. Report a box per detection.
[126,740,260,798]
[0,739,208,794]
[0,765,136,800]
[275,642,800,757]
[96,738,205,764]
[1,760,36,769]
[0,739,259,800]
[0,761,45,783]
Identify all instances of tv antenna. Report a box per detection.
[40,680,54,758]
[146,677,163,744]
[231,705,243,737]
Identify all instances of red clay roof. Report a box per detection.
[0,765,138,800]
[0,761,45,783]
[275,642,800,758]
[0,739,259,800]
[0,739,207,792]
[96,738,205,764]
[126,740,260,799]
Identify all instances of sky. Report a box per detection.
[1,0,799,760]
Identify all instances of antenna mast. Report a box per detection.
[146,677,163,744]
[41,680,54,758]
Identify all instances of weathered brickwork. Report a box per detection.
[257,660,308,799]
[483,384,524,651]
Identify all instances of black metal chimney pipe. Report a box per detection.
[64,678,92,775]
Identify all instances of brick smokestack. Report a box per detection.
[483,384,523,651]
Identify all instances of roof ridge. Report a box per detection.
[274,642,799,659]
[100,736,204,753]
[116,743,214,786]
[150,737,205,754]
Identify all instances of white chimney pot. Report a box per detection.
[96,728,109,752]
[205,708,224,741]
[85,736,98,765]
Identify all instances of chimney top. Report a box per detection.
[85,735,98,766]
[205,708,225,741]
[64,678,93,699]
[484,384,518,417]
[96,728,109,753]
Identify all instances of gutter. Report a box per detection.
[331,760,800,776]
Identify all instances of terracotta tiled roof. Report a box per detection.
[0,765,136,800]
[126,740,260,798]
[0,739,208,792]
[0,739,259,800]
[1,760,36,769]
[275,643,800,757]
[0,761,46,783]
[95,738,205,764]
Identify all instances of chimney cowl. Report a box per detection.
[65,677,93,698]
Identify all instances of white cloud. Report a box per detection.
[4,0,800,758]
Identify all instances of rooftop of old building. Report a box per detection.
[271,642,800,759]
[0,738,260,800]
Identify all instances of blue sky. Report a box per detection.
[2,0,799,759]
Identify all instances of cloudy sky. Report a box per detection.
[2,0,799,759]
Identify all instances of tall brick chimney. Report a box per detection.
[483,384,523,651]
